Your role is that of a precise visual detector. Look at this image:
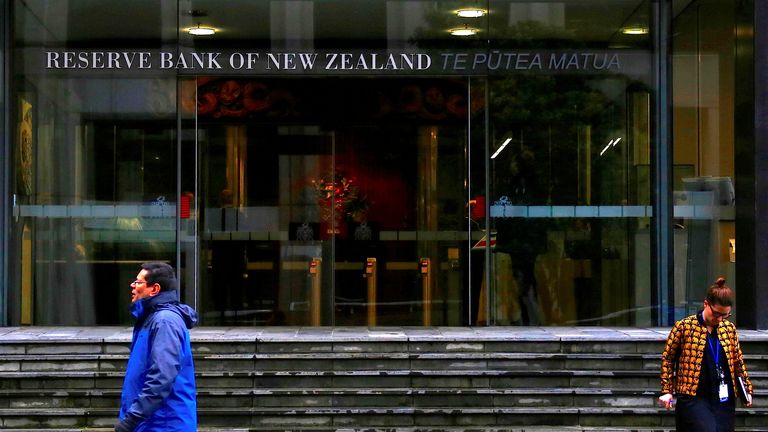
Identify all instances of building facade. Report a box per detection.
[1,0,766,328]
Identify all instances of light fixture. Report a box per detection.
[621,26,648,35]
[456,8,487,18]
[188,24,216,36]
[449,24,479,36]
[491,138,512,159]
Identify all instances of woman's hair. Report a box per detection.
[706,277,734,307]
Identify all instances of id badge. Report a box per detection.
[719,382,729,402]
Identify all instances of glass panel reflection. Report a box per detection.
[190,77,471,326]
[483,0,653,326]
[8,0,664,326]
[484,73,652,325]
[672,1,737,320]
[10,0,178,325]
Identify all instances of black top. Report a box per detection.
[696,312,734,403]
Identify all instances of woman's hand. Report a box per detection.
[658,393,675,410]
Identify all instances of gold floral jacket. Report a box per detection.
[661,313,753,398]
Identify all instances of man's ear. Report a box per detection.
[149,283,162,297]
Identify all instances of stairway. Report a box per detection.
[0,326,766,431]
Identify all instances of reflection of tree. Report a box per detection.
[412,6,575,49]
[488,67,617,324]
[483,22,636,326]
[411,15,620,202]
[488,20,575,48]
[491,74,613,124]
[412,11,626,202]
[412,14,637,324]
[490,74,616,207]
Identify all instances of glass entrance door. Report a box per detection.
[181,76,475,326]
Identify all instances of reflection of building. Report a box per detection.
[0,0,766,330]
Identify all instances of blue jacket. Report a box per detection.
[119,290,198,432]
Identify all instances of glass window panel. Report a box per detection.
[672,1,737,320]
[10,0,178,325]
[8,0,666,327]
[484,0,653,326]
[185,76,473,326]
[178,1,483,326]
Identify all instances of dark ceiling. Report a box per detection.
[16,0,654,47]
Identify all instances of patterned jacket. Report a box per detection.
[661,313,753,399]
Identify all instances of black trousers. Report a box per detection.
[675,395,735,432]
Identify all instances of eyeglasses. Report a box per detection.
[131,280,148,286]
[708,304,732,319]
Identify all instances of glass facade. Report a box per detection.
[671,0,737,319]
[2,0,760,327]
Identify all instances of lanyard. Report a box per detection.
[708,333,720,365]
[708,333,727,387]
[708,331,729,402]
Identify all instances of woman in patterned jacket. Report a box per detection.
[659,277,753,431]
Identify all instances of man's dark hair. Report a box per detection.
[140,262,178,292]
[706,276,734,307]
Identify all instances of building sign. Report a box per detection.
[37,49,650,76]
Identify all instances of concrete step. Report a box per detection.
[4,351,768,373]
[2,429,768,432]
[1,406,766,428]
[2,327,766,430]
[1,429,767,432]
[20,338,765,356]
[3,387,767,409]
[0,370,667,392]
[3,369,767,391]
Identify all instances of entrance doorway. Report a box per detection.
[180,77,476,326]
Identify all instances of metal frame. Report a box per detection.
[0,0,8,325]
[652,0,674,326]
[739,0,766,329]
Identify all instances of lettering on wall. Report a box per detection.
[42,50,632,74]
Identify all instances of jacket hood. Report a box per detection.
[167,302,199,329]
[131,290,199,329]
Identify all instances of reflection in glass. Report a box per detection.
[189,77,471,326]
[672,1,737,320]
[485,73,652,325]
[8,0,668,326]
[10,0,178,325]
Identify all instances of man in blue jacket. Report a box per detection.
[116,262,198,432]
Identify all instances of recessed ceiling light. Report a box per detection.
[456,8,486,18]
[449,25,479,36]
[621,26,648,35]
[188,24,216,36]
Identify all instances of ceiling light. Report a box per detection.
[188,24,216,36]
[621,26,648,35]
[449,25,479,36]
[456,8,487,18]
